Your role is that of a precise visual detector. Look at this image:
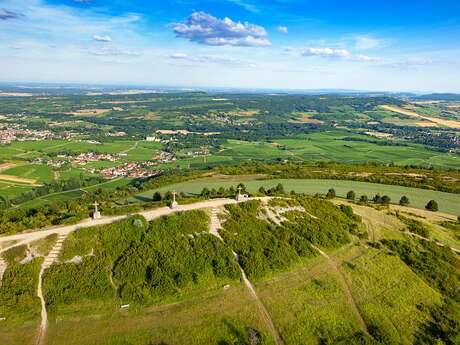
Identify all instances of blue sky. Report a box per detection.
[1,0,459,91]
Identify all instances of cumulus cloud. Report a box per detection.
[278,26,288,34]
[172,12,271,47]
[0,8,21,20]
[302,47,380,62]
[168,52,256,67]
[93,35,112,42]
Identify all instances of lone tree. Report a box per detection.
[200,187,210,198]
[399,196,410,206]
[153,192,162,202]
[373,194,382,204]
[275,183,285,194]
[359,195,368,204]
[425,200,439,212]
[346,190,356,200]
[381,195,391,205]
[326,188,336,199]
[457,215,460,224]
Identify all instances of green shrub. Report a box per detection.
[0,258,42,322]
[346,190,356,200]
[399,196,410,206]
[425,200,439,212]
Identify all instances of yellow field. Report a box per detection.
[0,174,40,185]
[381,105,460,129]
[0,163,18,172]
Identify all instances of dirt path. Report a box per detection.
[36,233,67,345]
[208,207,284,345]
[404,231,460,253]
[363,218,376,242]
[0,256,7,288]
[311,245,369,334]
[0,198,269,252]
[120,141,138,154]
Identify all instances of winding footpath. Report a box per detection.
[36,233,68,345]
[0,257,6,288]
[311,245,369,334]
[209,207,284,345]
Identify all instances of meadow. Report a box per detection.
[136,177,460,215]
[341,250,441,344]
[45,284,275,345]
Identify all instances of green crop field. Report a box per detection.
[0,181,33,198]
[136,177,460,214]
[2,164,54,183]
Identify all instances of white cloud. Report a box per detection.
[168,52,256,67]
[278,26,288,34]
[172,12,271,47]
[302,47,351,58]
[355,36,385,50]
[225,0,258,13]
[89,46,139,57]
[302,47,380,62]
[93,35,111,42]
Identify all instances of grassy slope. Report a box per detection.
[342,250,442,344]
[46,284,275,345]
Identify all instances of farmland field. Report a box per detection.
[136,177,460,214]
[219,131,460,169]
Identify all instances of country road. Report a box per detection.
[0,198,259,254]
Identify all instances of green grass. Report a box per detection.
[0,258,43,345]
[16,178,131,209]
[219,132,460,169]
[135,177,460,214]
[0,181,33,198]
[258,269,365,344]
[2,164,54,183]
[341,250,442,344]
[45,284,275,345]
